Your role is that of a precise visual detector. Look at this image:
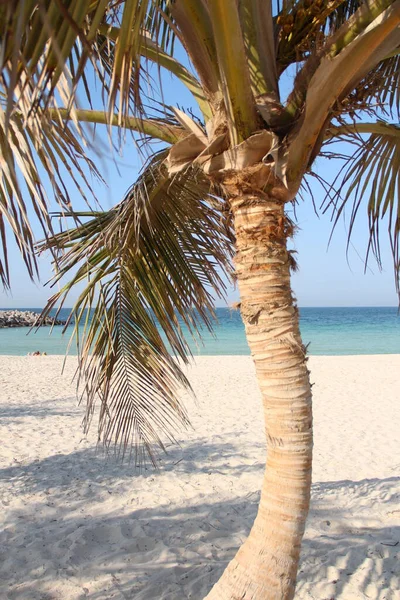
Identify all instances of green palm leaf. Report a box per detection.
[38,150,233,463]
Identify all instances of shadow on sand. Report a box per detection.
[1,440,399,599]
[0,398,80,423]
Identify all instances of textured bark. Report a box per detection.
[205,165,313,600]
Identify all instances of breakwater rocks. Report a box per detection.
[0,310,66,329]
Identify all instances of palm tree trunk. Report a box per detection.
[205,172,313,600]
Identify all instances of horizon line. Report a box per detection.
[1,305,398,310]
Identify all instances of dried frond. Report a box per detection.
[0,0,96,119]
[0,1,180,127]
[321,121,400,294]
[38,150,234,464]
[0,98,102,288]
[345,54,400,119]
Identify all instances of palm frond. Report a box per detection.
[0,1,179,125]
[322,121,400,294]
[95,24,211,120]
[275,0,364,74]
[38,150,234,464]
[285,0,400,195]
[0,0,93,119]
[345,54,400,119]
[0,100,102,288]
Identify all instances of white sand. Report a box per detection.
[0,355,399,600]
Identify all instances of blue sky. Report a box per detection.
[1,48,398,309]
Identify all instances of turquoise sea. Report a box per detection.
[0,307,399,356]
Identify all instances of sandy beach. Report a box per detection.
[1,354,399,600]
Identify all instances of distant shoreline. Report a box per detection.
[0,309,66,329]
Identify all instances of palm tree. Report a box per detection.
[1,1,399,598]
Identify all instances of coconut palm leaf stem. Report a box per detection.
[326,120,400,138]
[47,108,186,144]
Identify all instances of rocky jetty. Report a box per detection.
[0,310,66,329]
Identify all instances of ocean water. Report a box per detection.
[0,307,399,356]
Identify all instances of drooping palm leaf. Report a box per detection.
[346,53,400,119]
[0,1,182,125]
[38,150,233,463]
[0,0,93,120]
[322,121,400,292]
[95,27,211,120]
[0,99,102,287]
